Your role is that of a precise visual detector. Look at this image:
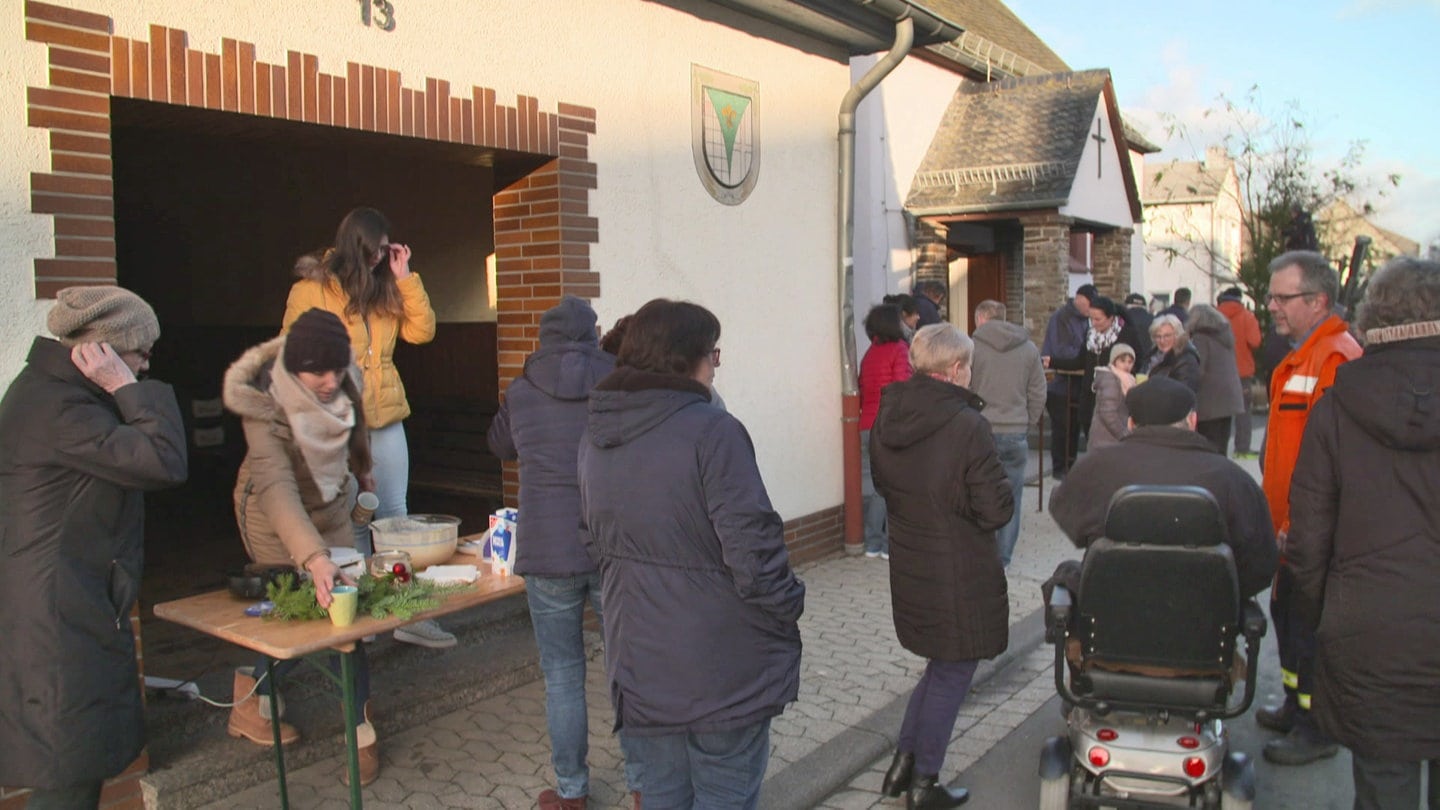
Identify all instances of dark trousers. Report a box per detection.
[1196,417,1233,456]
[1352,752,1440,809]
[1234,377,1256,453]
[23,782,103,810]
[1270,565,1324,733]
[898,658,980,776]
[1046,381,1085,473]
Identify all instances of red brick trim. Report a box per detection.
[23,0,597,305]
[20,0,599,790]
[784,504,846,564]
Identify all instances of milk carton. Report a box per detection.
[487,508,518,574]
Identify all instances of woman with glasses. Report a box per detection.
[1143,313,1201,393]
[578,299,805,810]
[283,208,452,649]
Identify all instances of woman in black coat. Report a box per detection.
[870,323,1014,810]
[0,288,187,806]
[1049,296,1144,449]
[1143,313,1201,392]
[1286,258,1440,809]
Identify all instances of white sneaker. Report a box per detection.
[880,552,890,561]
[393,619,456,649]
[865,550,882,559]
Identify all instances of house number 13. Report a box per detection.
[359,0,396,31]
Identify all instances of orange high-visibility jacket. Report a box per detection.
[1262,314,1362,534]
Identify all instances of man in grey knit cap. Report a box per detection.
[0,286,188,809]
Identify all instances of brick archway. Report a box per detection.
[22,0,597,389]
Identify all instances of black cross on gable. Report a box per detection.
[1092,119,1106,178]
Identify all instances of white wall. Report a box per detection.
[1061,97,1133,229]
[2,0,849,518]
[851,55,961,354]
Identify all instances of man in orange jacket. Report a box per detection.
[1217,287,1262,456]
[1258,251,1362,766]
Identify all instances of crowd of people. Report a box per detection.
[1,238,1436,809]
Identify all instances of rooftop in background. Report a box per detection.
[919,0,1068,77]
[907,69,1139,218]
[1144,150,1234,205]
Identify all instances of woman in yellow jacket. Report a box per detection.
[283,207,454,648]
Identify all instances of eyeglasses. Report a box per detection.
[710,348,721,367]
[1265,291,1314,305]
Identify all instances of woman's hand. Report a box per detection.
[358,473,377,493]
[387,243,412,280]
[71,342,137,394]
[305,554,356,608]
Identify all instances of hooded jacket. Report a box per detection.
[283,263,436,429]
[1286,335,1440,759]
[1217,296,1262,378]
[224,337,369,568]
[0,338,187,788]
[578,367,805,736]
[1190,320,1245,421]
[971,319,1047,434]
[487,296,614,576]
[1145,342,1201,393]
[870,374,1013,662]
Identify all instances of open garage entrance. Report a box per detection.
[109,96,548,638]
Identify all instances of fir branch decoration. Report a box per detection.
[264,573,467,622]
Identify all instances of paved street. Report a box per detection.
[164,440,1358,809]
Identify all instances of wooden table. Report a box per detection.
[153,539,525,809]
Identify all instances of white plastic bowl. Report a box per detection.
[369,514,461,570]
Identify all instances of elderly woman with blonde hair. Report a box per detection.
[1143,313,1201,393]
[869,323,1014,809]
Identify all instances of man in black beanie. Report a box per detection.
[1049,376,1278,600]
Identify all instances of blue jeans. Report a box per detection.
[354,421,409,552]
[627,719,770,810]
[898,659,979,776]
[860,429,887,554]
[527,573,641,798]
[992,432,1028,567]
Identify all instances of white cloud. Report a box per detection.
[1367,162,1440,251]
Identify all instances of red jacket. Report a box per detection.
[1262,314,1361,534]
[859,340,912,430]
[1218,298,1262,377]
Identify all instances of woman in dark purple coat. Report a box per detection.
[870,323,1014,809]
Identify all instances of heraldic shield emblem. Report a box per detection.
[692,65,760,205]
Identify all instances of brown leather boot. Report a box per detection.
[227,669,299,746]
[341,702,380,787]
[537,789,587,809]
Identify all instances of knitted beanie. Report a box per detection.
[46,286,160,352]
[283,309,353,373]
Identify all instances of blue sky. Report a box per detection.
[1006,0,1439,251]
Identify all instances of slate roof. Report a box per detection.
[907,69,1139,217]
[1144,160,1229,204]
[920,0,1068,74]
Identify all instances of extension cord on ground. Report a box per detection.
[144,675,200,699]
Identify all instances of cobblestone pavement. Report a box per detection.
[202,463,1078,809]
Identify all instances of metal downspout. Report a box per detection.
[839,17,914,553]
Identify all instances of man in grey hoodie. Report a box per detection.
[487,295,640,810]
[970,300,1046,567]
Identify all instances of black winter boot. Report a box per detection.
[881,751,914,798]
[1255,696,1298,734]
[907,774,969,809]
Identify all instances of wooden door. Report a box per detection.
[966,253,1006,334]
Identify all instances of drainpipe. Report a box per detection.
[838,16,914,554]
